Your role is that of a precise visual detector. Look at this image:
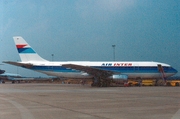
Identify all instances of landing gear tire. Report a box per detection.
[175,82,179,86]
[91,80,110,87]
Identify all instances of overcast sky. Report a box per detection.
[0,0,180,77]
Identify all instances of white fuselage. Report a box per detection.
[21,61,177,79]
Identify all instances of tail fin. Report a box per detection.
[13,36,48,62]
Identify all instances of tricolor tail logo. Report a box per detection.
[16,44,36,53]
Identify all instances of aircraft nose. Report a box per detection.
[173,68,178,74]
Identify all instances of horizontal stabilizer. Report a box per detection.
[3,61,33,68]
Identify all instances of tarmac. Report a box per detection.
[0,83,179,119]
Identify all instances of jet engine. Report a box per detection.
[109,74,128,81]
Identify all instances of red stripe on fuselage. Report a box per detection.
[16,44,27,48]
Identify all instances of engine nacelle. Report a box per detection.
[109,74,128,81]
[81,72,89,76]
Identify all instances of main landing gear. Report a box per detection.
[91,77,111,87]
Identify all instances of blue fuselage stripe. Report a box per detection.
[27,66,177,74]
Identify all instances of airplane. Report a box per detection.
[3,36,178,87]
[0,69,55,84]
[0,70,22,83]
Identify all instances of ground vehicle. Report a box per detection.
[166,80,180,86]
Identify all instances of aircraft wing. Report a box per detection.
[3,61,33,68]
[62,64,113,78]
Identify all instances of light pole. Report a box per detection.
[112,45,116,61]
